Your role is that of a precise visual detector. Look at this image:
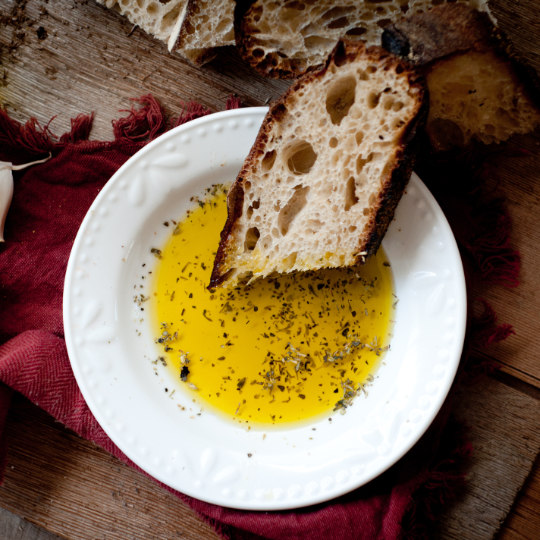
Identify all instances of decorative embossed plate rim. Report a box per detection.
[64,107,466,510]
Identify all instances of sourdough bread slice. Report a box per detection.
[96,0,235,64]
[236,0,490,79]
[96,0,187,44]
[172,0,236,65]
[210,40,427,288]
[382,4,540,148]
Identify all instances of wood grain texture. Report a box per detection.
[0,506,61,540]
[469,131,540,385]
[0,394,219,540]
[0,0,290,140]
[499,459,540,540]
[437,374,540,538]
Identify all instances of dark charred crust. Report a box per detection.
[381,4,493,66]
[209,181,245,288]
[359,74,429,261]
[382,4,540,110]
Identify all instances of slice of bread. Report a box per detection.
[236,0,490,79]
[96,0,187,43]
[96,0,235,65]
[172,0,236,65]
[382,4,540,148]
[209,40,427,288]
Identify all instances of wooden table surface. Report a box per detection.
[1,1,538,538]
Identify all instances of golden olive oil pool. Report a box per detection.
[150,185,395,427]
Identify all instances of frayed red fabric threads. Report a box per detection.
[226,95,242,110]
[470,299,515,348]
[112,95,168,142]
[174,101,212,127]
[0,109,57,162]
[465,199,521,288]
[59,113,95,144]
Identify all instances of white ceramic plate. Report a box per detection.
[64,107,466,510]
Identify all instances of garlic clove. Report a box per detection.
[0,154,52,242]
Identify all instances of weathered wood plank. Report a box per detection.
[0,506,62,540]
[0,394,219,540]
[469,131,540,386]
[0,0,290,140]
[437,374,540,538]
[499,459,540,540]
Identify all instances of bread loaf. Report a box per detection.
[382,4,540,148]
[210,40,427,288]
[236,0,490,79]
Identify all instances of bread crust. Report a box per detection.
[209,40,427,288]
[382,4,540,103]
[382,3,540,147]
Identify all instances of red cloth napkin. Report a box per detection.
[0,96,517,539]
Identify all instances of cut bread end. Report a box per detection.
[96,0,188,44]
[170,0,236,65]
[382,3,540,149]
[210,40,427,288]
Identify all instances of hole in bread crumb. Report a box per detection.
[246,199,259,220]
[356,155,367,173]
[367,92,381,109]
[327,16,350,29]
[244,181,252,191]
[286,140,317,174]
[147,3,158,15]
[349,225,357,232]
[304,36,335,51]
[344,177,358,211]
[306,219,323,231]
[261,150,277,171]
[278,185,309,236]
[282,252,297,270]
[329,137,338,148]
[244,227,260,252]
[252,48,265,58]
[326,75,356,125]
[345,26,367,37]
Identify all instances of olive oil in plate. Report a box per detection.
[150,185,395,427]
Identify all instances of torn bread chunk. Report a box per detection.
[236,0,490,79]
[210,40,427,288]
[96,0,187,43]
[172,0,236,65]
[382,3,540,149]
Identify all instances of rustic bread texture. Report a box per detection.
[96,0,187,43]
[96,0,235,64]
[173,0,236,65]
[382,4,540,148]
[210,41,427,288]
[236,0,490,79]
